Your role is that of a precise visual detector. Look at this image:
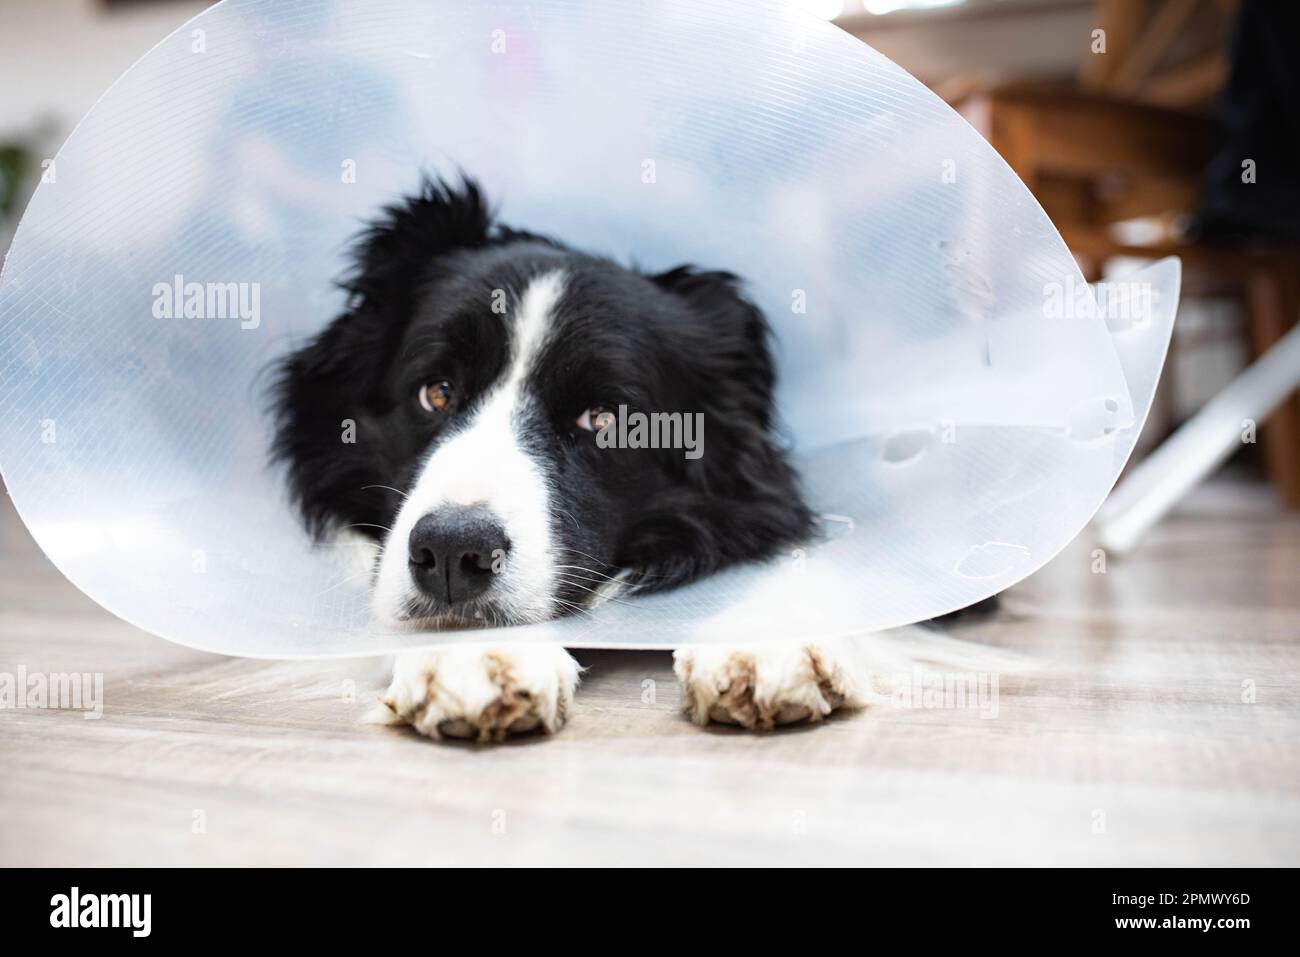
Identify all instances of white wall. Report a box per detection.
[0,0,1096,139]
[0,0,211,139]
[842,1,1094,86]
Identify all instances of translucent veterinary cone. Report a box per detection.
[0,0,1178,657]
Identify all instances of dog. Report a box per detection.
[272,176,886,741]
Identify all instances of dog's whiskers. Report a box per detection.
[360,484,409,501]
[552,507,581,531]
[552,574,636,608]
[550,595,596,619]
[554,549,662,583]
[552,563,623,582]
[555,545,608,565]
[344,522,393,534]
[311,568,375,597]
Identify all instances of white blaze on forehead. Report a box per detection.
[370,271,566,626]
[506,269,565,387]
[440,268,564,507]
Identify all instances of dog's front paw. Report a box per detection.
[673,639,873,730]
[380,644,580,742]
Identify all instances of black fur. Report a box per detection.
[272,176,813,620]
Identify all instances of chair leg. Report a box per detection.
[1246,264,1300,508]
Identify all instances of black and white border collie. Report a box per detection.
[273,178,878,740]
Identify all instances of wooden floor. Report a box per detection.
[2,476,1298,866]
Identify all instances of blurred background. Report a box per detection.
[3,0,1297,513]
[2,0,1297,868]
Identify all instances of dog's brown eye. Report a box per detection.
[418,380,454,413]
[576,404,616,432]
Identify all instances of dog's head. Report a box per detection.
[273,177,812,627]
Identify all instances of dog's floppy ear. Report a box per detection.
[649,266,777,431]
[620,267,814,590]
[271,176,492,538]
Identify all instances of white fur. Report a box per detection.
[372,271,566,626]
[335,528,381,577]
[381,633,881,742]
[377,626,1026,742]
[673,636,881,729]
[672,627,1027,729]
[380,643,581,742]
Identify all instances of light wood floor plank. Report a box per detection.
[2,478,1298,865]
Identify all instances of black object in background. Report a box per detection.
[1191,1,1300,244]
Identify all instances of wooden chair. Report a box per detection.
[951,81,1300,507]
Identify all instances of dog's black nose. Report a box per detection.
[408,507,509,607]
